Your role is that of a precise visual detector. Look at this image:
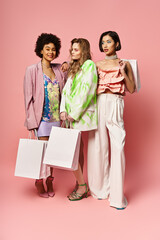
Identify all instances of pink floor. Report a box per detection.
[1,151,160,240]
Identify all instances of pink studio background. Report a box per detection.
[1,0,160,240]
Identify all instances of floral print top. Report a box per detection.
[42,73,60,122]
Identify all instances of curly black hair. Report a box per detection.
[99,31,121,52]
[35,33,61,58]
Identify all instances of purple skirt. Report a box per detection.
[37,121,61,137]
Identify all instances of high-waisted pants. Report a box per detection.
[87,93,127,208]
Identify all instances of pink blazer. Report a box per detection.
[24,61,67,130]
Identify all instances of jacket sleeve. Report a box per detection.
[69,60,98,121]
[63,70,68,85]
[24,67,38,130]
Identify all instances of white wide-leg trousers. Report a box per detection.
[87,94,127,208]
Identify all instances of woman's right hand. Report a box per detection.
[60,112,68,121]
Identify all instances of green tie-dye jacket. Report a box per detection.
[60,60,98,131]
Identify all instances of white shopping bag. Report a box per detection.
[15,138,50,179]
[43,126,81,170]
[123,59,141,92]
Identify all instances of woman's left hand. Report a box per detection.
[119,60,126,73]
[61,62,69,72]
[67,115,75,122]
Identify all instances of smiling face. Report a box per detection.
[71,43,81,60]
[41,43,56,62]
[102,35,119,56]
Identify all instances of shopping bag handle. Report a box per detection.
[28,129,38,140]
[61,120,70,128]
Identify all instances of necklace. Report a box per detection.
[105,54,118,60]
[41,62,51,69]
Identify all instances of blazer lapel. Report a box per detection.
[37,61,44,87]
[37,61,44,101]
[52,64,63,94]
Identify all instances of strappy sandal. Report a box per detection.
[67,182,78,198]
[35,179,49,198]
[46,176,55,197]
[68,183,89,201]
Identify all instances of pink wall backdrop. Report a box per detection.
[1,0,160,239]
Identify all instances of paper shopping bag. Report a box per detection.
[15,139,50,179]
[122,59,141,92]
[43,127,81,170]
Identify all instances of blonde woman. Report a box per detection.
[60,38,98,201]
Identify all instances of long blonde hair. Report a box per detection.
[68,38,92,78]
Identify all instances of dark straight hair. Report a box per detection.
[99,31,121,52]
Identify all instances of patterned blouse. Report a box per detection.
[42,73,60,122]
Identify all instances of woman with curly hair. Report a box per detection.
[60,38,98,201]
[24,33,67,198]
[87,31,135,209]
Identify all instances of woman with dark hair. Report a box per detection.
[24,33,67,198]
[60,38,98,201]
[87,31,135,209]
